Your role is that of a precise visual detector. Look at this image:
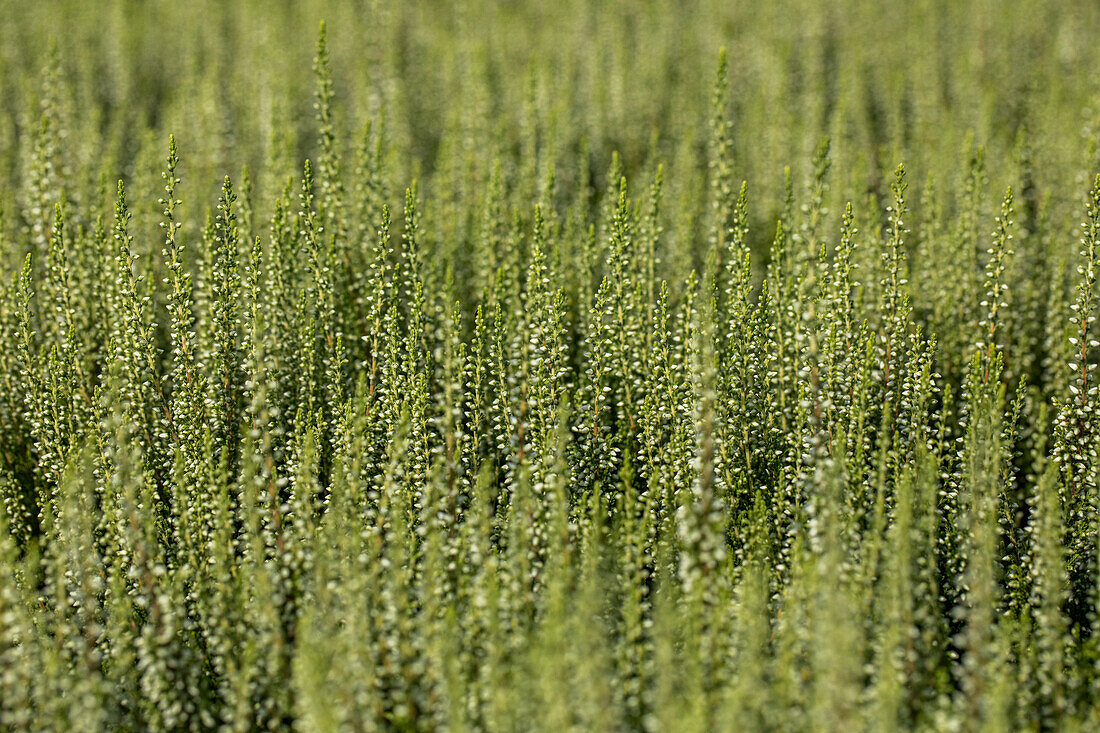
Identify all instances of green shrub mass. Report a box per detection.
[6,0,1100,729]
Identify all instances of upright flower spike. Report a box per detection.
[706,49,736,259]
[23,51,65,283]
[641,163,664,319]
[955,367,1007,728]
[313,21,355,381]
[160,139,214,579]
[939,144,989,385]
[24,206,83,488]
[604,175,644,444]
[207,176,244,474]
[800,137,832,270]
[1052,174,1100,634]
[881,165,911,407]
[294,158,343,433]
[678,292,727,610]
[109,180,171,495]
[718,180,750,333]
[978,187,1015,380]
[160,150,192,391]
[359,204,393,441]
[11,253,52,518]
[523,205,568,459]
[1029,459,1069,724]
[346,117,388,347]
[263,183,298,424]
[398,186,430,505]
[0,461,43,723]
[820,202,859,426]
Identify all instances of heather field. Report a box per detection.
[3,1,1100,730]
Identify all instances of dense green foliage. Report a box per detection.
[3,0,1100,729]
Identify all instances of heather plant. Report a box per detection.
[4,0,1100,731]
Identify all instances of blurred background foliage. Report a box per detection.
[2,0,1099,278]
